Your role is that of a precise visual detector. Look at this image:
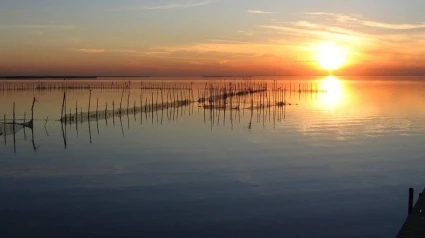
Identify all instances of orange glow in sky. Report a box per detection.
[0,1,425,76]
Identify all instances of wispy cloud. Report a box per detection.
[247,10,277,14]
[74,48,148,55]
[237,30,254,36]
[258,24,365,43]
[147,40,284,57]
[306,12,360,23]
[0,9,22,15]
[75,49,105,53]
[110,0,217,11]
[306,12,425,30]
[361,21,425,30]
[144,0,216,10]
[0,25,75,30]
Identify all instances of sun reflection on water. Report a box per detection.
[319,76,345,109]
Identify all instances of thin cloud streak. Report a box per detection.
[258,24,364,43]
[307,12,425,30]
[0,9,21,15]
[110,0,217,11]
[74,48,148,55]
[75,49,105,53]
[143,0,216,10]
[362,21,425,30]
[247,10,277,14]
[0,25,75,30]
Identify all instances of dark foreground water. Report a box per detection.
[0,76,425,237]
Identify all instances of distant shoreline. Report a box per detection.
[0,76,98,79]
[1,75,425,81]
[203,75,253,78]
[0,76,151,80]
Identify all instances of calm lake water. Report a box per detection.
[1,76,425,238]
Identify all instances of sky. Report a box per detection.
[0,0,424,76]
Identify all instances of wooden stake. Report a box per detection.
[119,90,124,115]
[105,102,108,120]
[13,102,15,124]
[88,90,92,120]
[96,98,99,119]
[409,188,414,215]
[61,92,66,119]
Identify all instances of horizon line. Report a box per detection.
[1,75,425,78]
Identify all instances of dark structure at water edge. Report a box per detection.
[397,188,425,237]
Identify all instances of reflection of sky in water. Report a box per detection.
[1,76,425,238]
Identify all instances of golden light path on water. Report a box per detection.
[316,76,346,110]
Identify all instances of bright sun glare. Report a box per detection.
[316,43,346,71]
[320,76,343,108]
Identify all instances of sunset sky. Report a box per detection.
[1,0,424,76]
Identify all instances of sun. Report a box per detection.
[316,43,346,71]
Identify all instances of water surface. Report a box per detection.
[1,76,425,238]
